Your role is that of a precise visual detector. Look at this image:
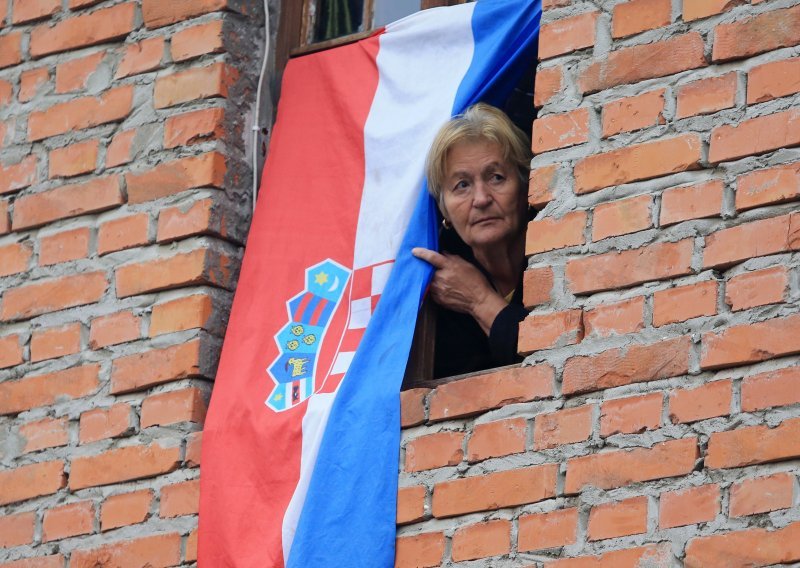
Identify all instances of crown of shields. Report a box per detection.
[266,260,351,412]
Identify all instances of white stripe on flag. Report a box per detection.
[353,3,477,270]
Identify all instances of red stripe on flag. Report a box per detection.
[309,297,328,326]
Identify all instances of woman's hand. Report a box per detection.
[412,247,508,335]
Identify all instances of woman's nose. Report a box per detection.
[472,182,492,207]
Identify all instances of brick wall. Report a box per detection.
[396,0,800,566]
[0,0,262,565]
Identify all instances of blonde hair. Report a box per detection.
[425,103,532,210]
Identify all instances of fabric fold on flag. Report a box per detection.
[199,1,540,566]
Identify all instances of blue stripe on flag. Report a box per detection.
[288,2,541,565]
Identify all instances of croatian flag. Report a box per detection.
[198,1,540,566]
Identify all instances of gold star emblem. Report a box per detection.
[314,271,329,285]
[274,393,284,401]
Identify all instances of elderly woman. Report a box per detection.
[413,103,532,378]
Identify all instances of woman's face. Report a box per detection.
[441,139,526,253]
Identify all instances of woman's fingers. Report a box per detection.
[411,247,448,269]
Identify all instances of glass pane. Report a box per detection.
[372,0,421,27]
[312,0,365,43]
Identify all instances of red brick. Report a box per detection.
[528,164,558,208]
[659,484,719,528]
[89,310,141,349]
[0,556,64,568]
[526,211,586,254]
[39,227,91,266]
[1,272,108,321]
[452,519,510,562]
[79,403,133,444]
[0,199,9,234]
[544,544,671,567]
[565,438,698,493]
[13,175,122,230]
[396,485,425,525]
[70,442,181,490]
[116,248,234,298]
[48,139,98,178]
[28,86,133,141]
[534,405,592,449]
[186,529,198,563]
[702,313,800,370]
[748,57,800,104]
[563,336,691,395]
[160,479,199,518]
[712,5,800,62]
[12,0,60,23]
[532,108,590,153]
[567,239,694,295]
[0,365,99,416]
[19,416,69,453]
[125,152,226,203]
[704,213,797,269]
[0,155,37,195]
[706,417,800,469]
[660,179,723,226]
[71,533,181,568]
[736,162,800,211]
[142,0,228,28]
[539,11,598,60]
[518,508,577,552]
[467,417,526,462]
[105,129,136,168]
[115,36,164,79]
[186,431,202,467]
[69,0,103,9]
[0,242,32,277]
[533,65,562,108]
[685,521,800,568]
[55,51,105,93]
[153,62,238,109]
[42,501,94,542]
[730,473,794,518]
[742,366,800,412]
[522,265,554,308]
[676,73,737,120]
[97,213,149,255]
[584,296,644,338]
[683,0,737,21]
[588,496,647,541]
[405,431,463,472]
[141,387,207,428]
[111,339,208,394]
[0,32,22,69]
[19,67,49,102]
[164,107,225,148]
[29,3,135,57]
[395,532,444,568]
[0,80,11,106]
[612,0,670,37]
[579,33,706,94]
[171,19,224,61]
[400,388,429,428]
[713,106,800,163]
[0,511,35,547]
[428,364,553,421]
[0,334,24,369]
[592,194,652,241]
[726,266,788,311]
[602,89,665,138]
[0,461,65,505]
[30,322,82,362]
[669,379,732,424]
[653,280,718,326]
[575,134,702,193]
[101,489,152,531]
[157,198,224,242]
[432,464,558,518]
[519,309,583,354]
[600,392,662,437]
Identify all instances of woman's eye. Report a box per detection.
[453,180,470,192]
